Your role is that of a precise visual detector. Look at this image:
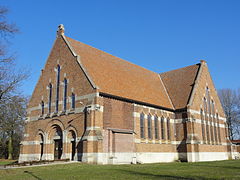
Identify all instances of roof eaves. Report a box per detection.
[99,92,175,112]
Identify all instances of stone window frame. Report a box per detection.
[166,117,171,141]
[200,109,206,143]
[140,112,145,139]
[63,78,68,112]
[147,114,152,139]
[161,116,165,140]
[154,115,159,140]
[48,83,53,114]
[55,64,61,113]
[71,93,76,110]
[41,101,44,116]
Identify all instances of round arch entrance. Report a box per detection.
[51,125,63,160]
[39,134,44,160]
[69,130,76,161]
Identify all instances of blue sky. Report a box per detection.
[2,0,240,96]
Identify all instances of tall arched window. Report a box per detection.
[140,113,145,139]
[148,114,152,139]
[63,78,67,111]
[55,65,60,112]
[212,101,217,144]
[167,117,171,141]
[161,117,165,140]
[201,109,205,143]
[71,93,75,109]
[39,134,44,160]
[48,83,52,114]
[204,97,210,143]
[154,115,159,140]
[41,101,44,116]
[217,114,221,144]
[206,87,211,115]
[211,100,215,116]
[203,97,207,117]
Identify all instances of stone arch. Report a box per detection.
[45,119,65,137]
[45,121,64,160]
[35,130,45,161]
[66,125,78,161]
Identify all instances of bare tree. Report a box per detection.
[218,89,240,140]
[0,95,27,159]
[0,6,28,159]
[0,6,28,103]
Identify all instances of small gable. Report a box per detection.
[160,64,200,110]
[188,61,225,118]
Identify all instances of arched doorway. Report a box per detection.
[52,125,63,160]
[39,134,44,160]
[69,130,76,161]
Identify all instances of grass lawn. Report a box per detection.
[0,160,240,180]
[0,159,16,166]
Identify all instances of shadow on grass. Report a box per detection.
[24,171,42,180]
[118,169,217,180]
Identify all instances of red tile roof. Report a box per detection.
[160,64,200,109]
[66,36,199,110]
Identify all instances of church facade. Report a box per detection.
[19,25,234,164]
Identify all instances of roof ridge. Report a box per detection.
[160,63,201,75]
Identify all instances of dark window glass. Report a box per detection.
[161,117,165,140]
[71,93,75,109]
[41,101,44,116]
[201,109,205,142]
[63,78,67,111]
[154,115,159,140]
[55,65,60,112]
[167,118,171,140]
[48,83,52,113]
[148,114,152,139]
[217,114,221,143]
[140,113,145,139]
[206,87,211,115]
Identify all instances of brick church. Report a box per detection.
[19,25,235,164]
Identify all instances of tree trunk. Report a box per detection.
[8,135,13,160]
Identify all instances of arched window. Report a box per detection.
[167,117,171,140]
[217,114,221,144]
[140,113,145,139]
[63,78,67,111]
[41,101,44,116]
[161,117,165,140]
[203,97,207,117]
[213,116,218,144]
[206,87,211,115]
[201,109,205,142]
[211,100,215,116]
[48,83,52,114]
[204,97,210,143]
[55,65,60,112]
[39,134,44,160]
[154,115,159,140]
[147,114,152,139]
[71,93,75,109]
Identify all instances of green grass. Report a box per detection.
[0,160,16,166]
[0,160,240,180]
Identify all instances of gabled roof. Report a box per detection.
[65,36,174,110]
[160,64,201,110]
